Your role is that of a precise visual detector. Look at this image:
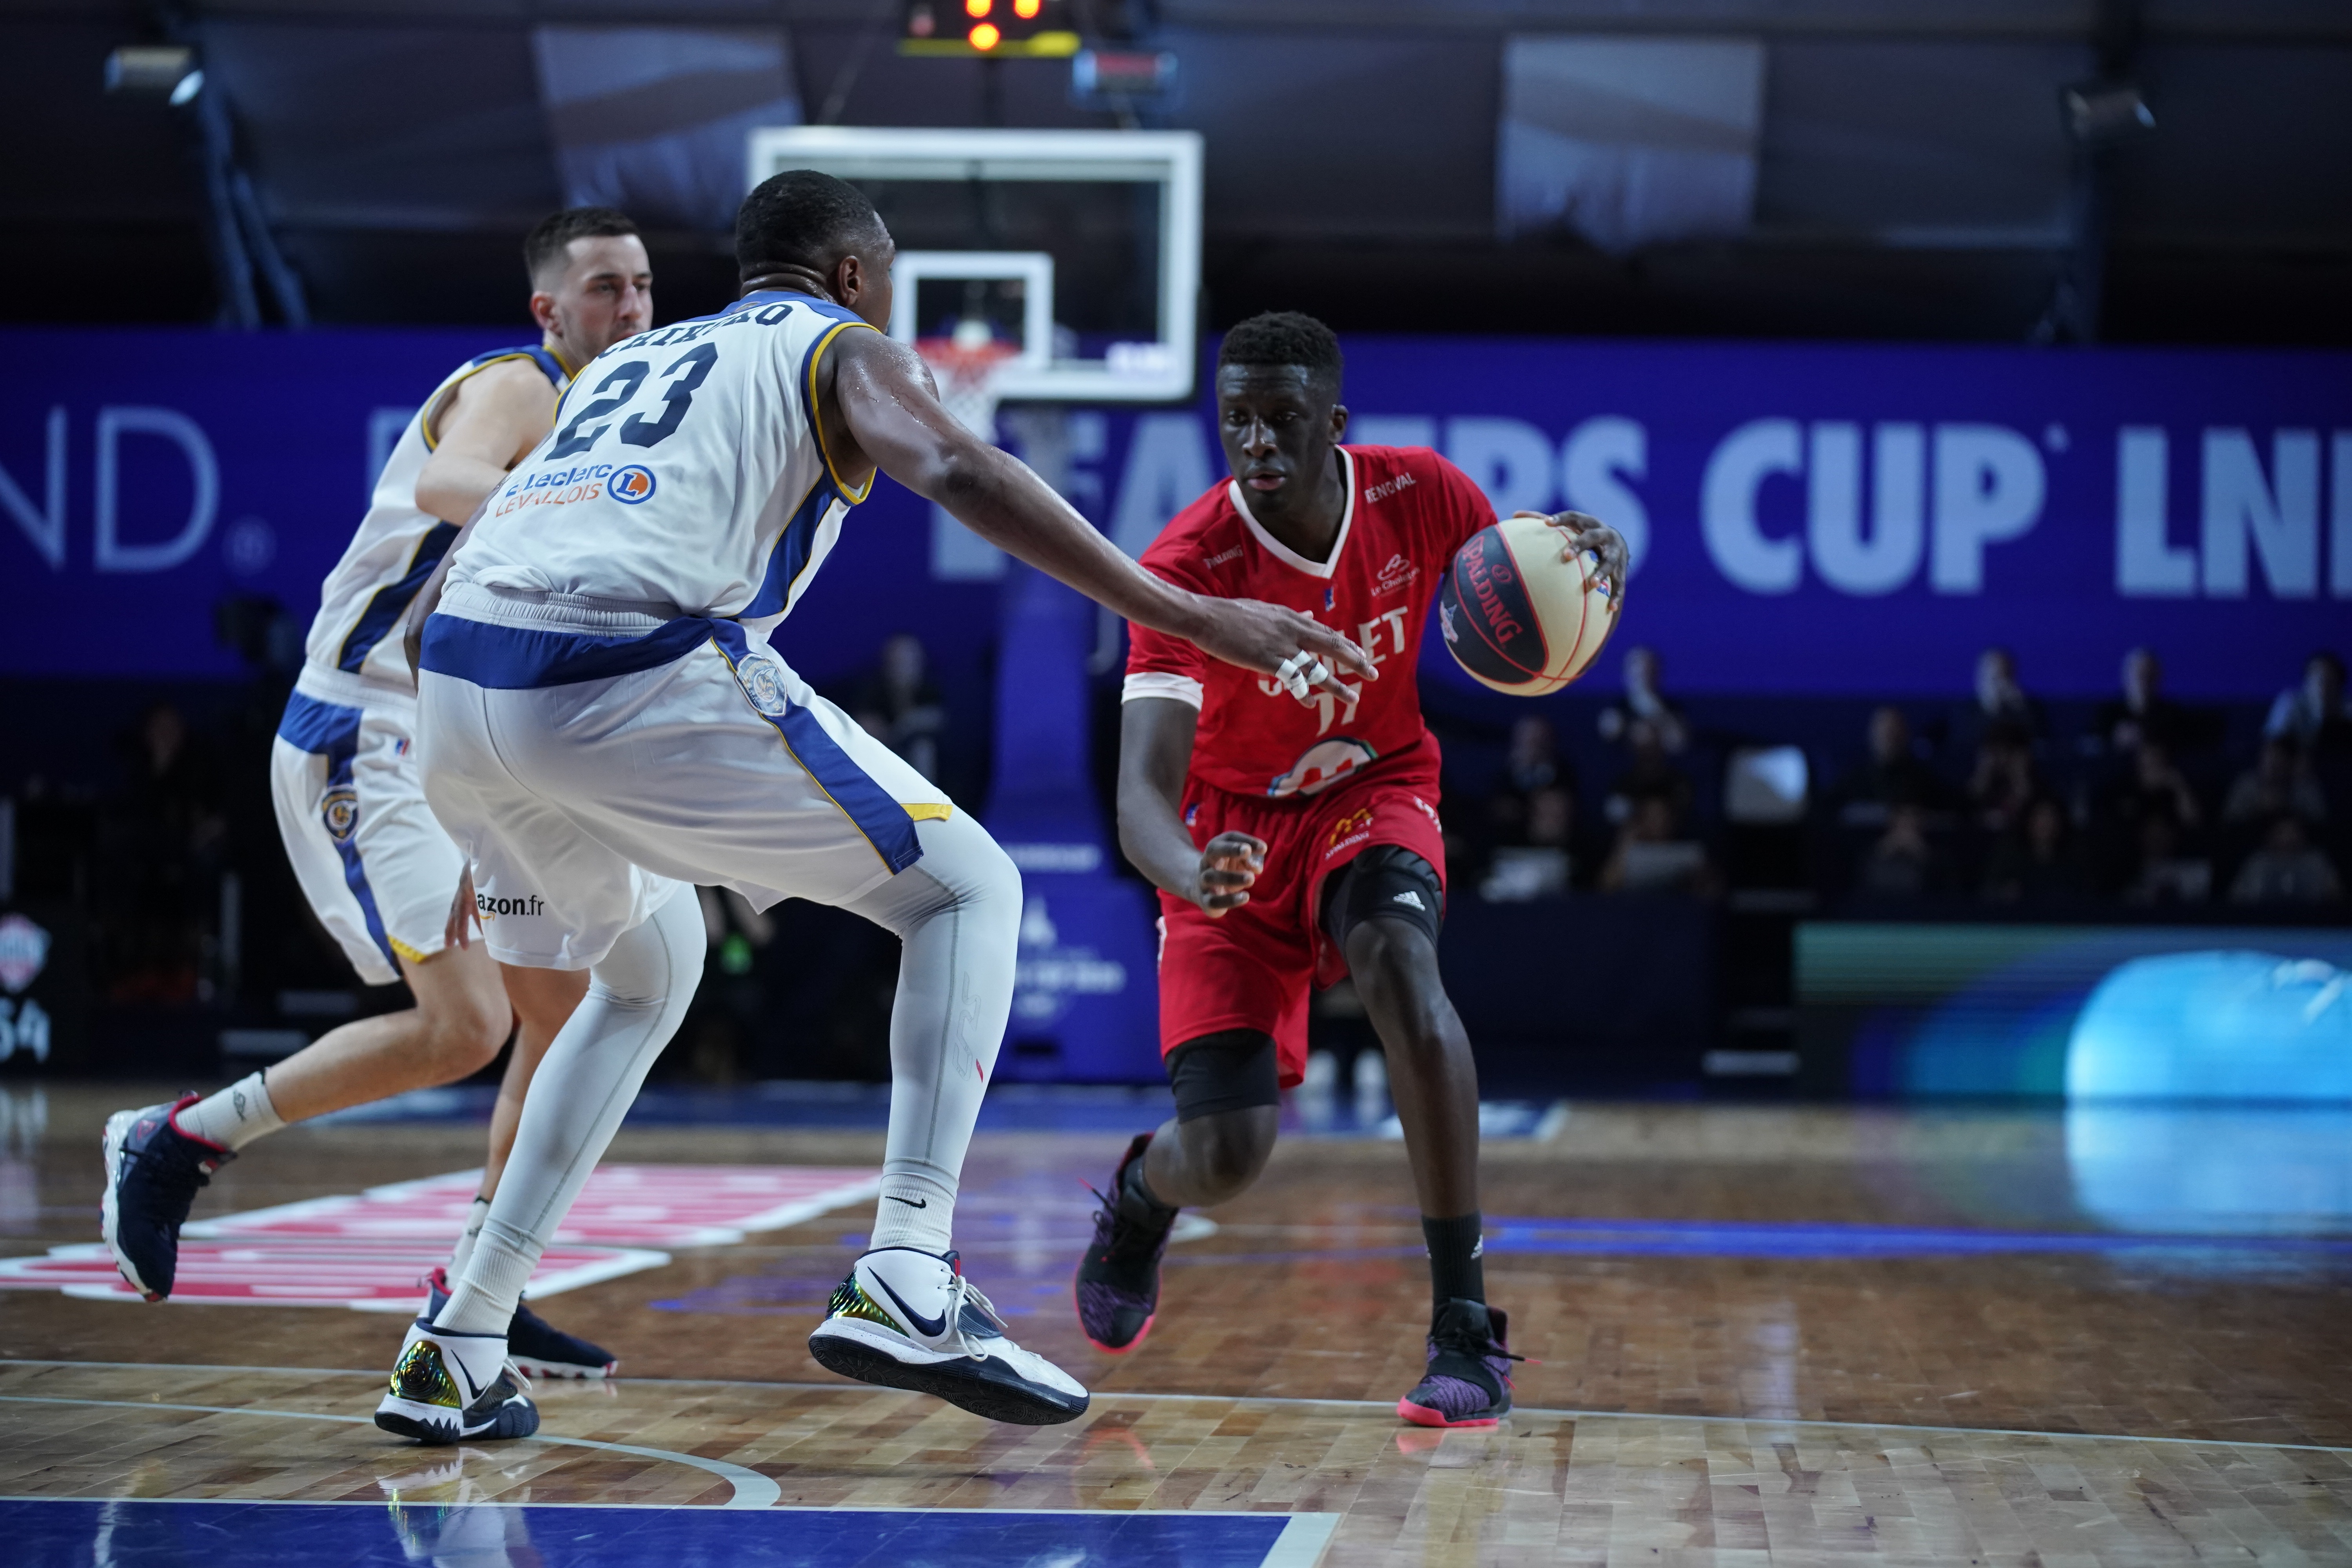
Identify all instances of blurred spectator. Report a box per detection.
[2228,815,2343,906]
[1596,646,1690,755]
[1602,717,1693,828]
[2120,805,2210,906]
[2222,737,2327,828]
[99,703,227,1003]
[1967,722,2041,835]
[1599,794,1715,895]
[1485,715,1577,847]
[1835,706,1942,826]
[2105,740,2205,833]
[1856,804,1947,900]
[1481,784,1574,901]
[849,633,946,783]
[2093,647,2190,755]
[1958,646,2045,754]
[2264,652,2351,757]
[1983,796,2091,907]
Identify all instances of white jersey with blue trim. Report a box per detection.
[302,345,571,698]
[448,291,874,633]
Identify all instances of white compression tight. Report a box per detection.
[434,890,704,1336]
[839,810,1020,1255]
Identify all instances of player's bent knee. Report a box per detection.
[1176,1107,1278,1197]
[416,996,512,1079]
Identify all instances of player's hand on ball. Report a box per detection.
[1196,832,1267,917]
[1517,510,1629,601]
[1189,595,1376,704]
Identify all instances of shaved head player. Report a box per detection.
[102,209,653,1379]
[370,172,1375,1443]
[1075,312,1626,1428]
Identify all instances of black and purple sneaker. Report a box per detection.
[101,1093,233,1301]
[1073,1133,1174,1355]
[1397,1298,1518,1428]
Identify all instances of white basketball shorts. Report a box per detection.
[270,671,465,987]
[414,582,956,971]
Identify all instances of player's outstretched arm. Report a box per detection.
[1118,697,1263,918]
[822,330,1374,697]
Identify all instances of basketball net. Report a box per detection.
[917,322,1022,444]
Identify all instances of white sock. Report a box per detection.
[447,1196,492,1275]
[436,1217,538,1336]
[869,1172,956,1254]
[430,893,702,1338]
[174,1072,284,1151]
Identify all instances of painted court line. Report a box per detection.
[0,1494,1340,1521]
[0,1394,782,1510]
[7,1359,2347,1457]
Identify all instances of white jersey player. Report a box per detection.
[102,210,651,1380]
[374,170,1376,1441]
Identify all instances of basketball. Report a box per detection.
[1437,512,1619,695]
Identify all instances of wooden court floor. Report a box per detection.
[3,1085,2350,1565]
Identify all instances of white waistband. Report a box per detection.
[296,662,417,714]
[439,579,678,637]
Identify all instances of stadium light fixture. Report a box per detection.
[105,44,202,103]
[902,0,1077,58]
[2063,82,2155,145]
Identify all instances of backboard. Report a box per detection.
[745,127,1202,404]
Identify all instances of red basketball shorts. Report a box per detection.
[1155,773,1448,1087]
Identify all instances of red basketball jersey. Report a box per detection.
[1125,445,1495,800]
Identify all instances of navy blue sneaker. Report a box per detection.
[426,1267,617,1380]
[102,1094,233,1301]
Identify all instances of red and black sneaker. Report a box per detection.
[1397,1298,1519,1428]
[100,1094,233,1301]
[1073,1132,1175,1355]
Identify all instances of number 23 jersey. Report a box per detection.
[1125,445,1497,800]
[450,290,873,633]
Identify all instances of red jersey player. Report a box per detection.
[1074,313,1626,1427]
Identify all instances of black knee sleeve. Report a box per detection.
[1321,844,1444,954]
[1167,1030,1281,1122]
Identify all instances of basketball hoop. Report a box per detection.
[917,323,1022,443]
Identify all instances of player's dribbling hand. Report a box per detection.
[1196,832,1267,918]
[1189,596,1376,706]
[1519,510,1630,602]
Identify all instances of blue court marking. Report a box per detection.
[0,1499,1321,1568]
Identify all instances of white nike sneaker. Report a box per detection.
[374,1318,539,1445]
[808,1247,1091,1426]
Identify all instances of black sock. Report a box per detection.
[1422,1212,1485,1308]
[1120,1147,1178,1227]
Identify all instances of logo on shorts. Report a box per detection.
[319,787,359,842]
[733,652,789,716]
[1326,808,1374,849]
[610,465,657,505]
[474,891,546,920]
[1267,737,1378,799]
[0,914,51,993]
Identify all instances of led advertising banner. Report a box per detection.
[2,328,2344,695]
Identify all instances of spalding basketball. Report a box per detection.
[1437,514,1619,695]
